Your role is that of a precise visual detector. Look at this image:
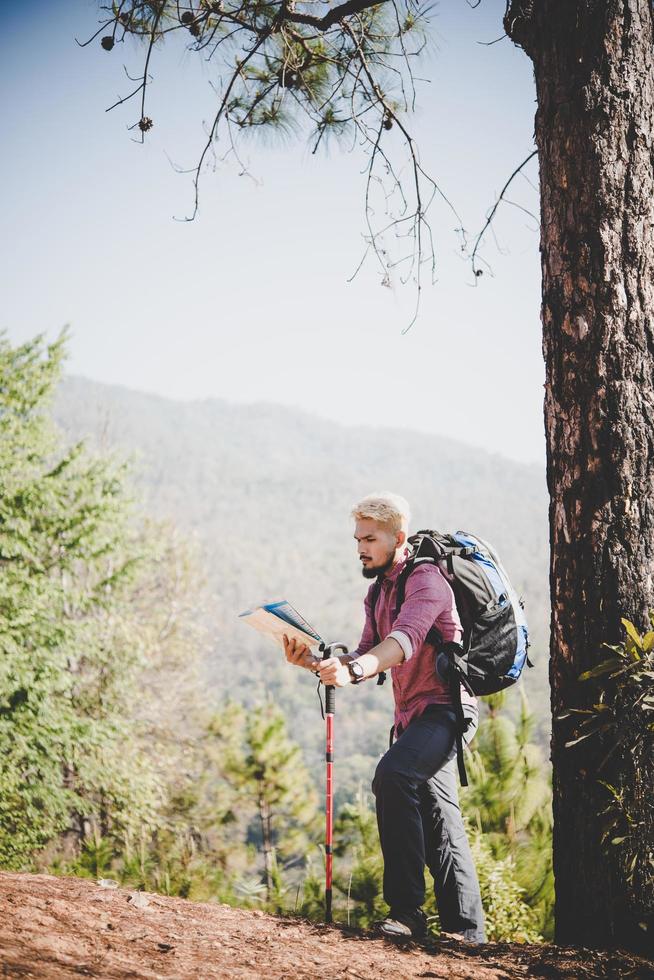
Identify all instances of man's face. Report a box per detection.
[354,518,400,579]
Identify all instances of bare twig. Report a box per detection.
[84,0,464,329]
[182,15,285,220]
[135,4,166,141]
[477,33,507,46]
[470,148,538,276]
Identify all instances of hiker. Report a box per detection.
[283,492,485,942]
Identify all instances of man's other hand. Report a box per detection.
[283,635,317,670]
[317,657,352,688]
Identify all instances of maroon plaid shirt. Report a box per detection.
[354,554,476,731]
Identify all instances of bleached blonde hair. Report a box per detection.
[351,492,411,535]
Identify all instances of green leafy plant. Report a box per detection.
[565,617,654,899]
[467,828,542,943]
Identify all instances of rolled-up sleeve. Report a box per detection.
[391,565,461,651]
[388,629,413,661]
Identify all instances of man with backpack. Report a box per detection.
[283,492,486,942]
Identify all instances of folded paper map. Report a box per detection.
[239,600,324,649]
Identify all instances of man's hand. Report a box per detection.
[317,656,352,688]
[283,635,319,671]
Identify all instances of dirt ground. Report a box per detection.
[0,873,652,980]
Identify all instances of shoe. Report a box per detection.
[378,907,427,939]
[440,929,484,944]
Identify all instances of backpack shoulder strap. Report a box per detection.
[393,559,443,648]
[393,561,414,620]
[369,577,383,645]
[372,558,444,686]
[368,577,387,686]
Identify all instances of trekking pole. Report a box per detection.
[319,641,348,924]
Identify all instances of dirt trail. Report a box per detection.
[0,873,652,979]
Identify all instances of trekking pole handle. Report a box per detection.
[319,642,349,715]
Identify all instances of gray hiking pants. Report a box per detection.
[372,703,486,942]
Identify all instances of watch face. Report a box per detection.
[349,661,364,680]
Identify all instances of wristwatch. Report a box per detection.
[347,660,365,685]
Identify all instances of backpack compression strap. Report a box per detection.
[442,643,474,787]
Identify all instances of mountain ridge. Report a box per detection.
[53,374,552,788]
[58,374,545,471]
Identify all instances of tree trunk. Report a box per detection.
[506,0,654,954]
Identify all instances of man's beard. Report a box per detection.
[361,549,396,579]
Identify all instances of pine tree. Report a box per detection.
[211,701,320,909]
[0,333,159,866]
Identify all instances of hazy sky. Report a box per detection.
[2,0,544,463]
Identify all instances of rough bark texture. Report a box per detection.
[505,0,654,955]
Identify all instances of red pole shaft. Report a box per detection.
[325,703,334,922]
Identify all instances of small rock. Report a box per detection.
[128,891,150,909]
[97,878,119,889]
[157,942,173,952]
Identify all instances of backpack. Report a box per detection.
[370,529,531,785]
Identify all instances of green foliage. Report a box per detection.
[298,858,325,918]
[465,692,551,840]
[0,334,554,937]
[211,700,320,908]
[55,373,552,788]
[567,617,654,902]
[93,1,427,147]
[462,691,553,938]
[0,333,211,871]
[569,616,654,752]
[467,828,542,943]
[334,789,385,927]
[62,699,323,913]
[74,831,115,879]
[0,333,162,866]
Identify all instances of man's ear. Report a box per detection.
[396,530,407,550]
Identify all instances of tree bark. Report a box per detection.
[506,0,654,954]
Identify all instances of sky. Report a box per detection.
[1,0,544,463]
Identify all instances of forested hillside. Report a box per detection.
[54,375,551,798]
[0,336,556,940]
